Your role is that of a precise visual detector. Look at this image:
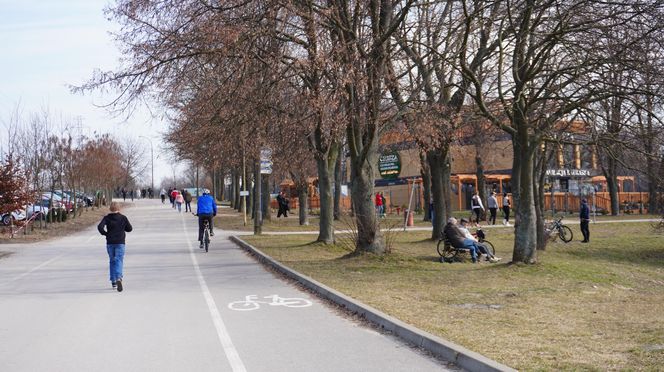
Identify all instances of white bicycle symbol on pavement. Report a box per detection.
[228,294,313,311]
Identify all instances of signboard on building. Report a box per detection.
[379,152,401,179]
[545,168,591,178]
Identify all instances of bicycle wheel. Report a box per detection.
[558,225,573,243]
[480,240,495,255]
[436,239,446,256]
[204,229,210,252]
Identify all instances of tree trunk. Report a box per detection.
[605,157,620,215]
[234,171,241,211]
[333,149,343,220]
[428,148,452,240]
[475,148,486,215]
[298,181,309,226]
[511,132,538,264]
[420,152,432,222]
[316,144,338,244]
[262,173,271,221]
[535,150,547,251]
[349,150,384,254]
[219,169,225,202]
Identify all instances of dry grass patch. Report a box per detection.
[243,222,664,370]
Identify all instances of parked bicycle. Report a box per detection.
[545,216,573,243]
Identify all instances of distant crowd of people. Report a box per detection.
[117,187,154,201]
[159,187,193,213]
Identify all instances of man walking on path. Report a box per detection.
[97,202,133,292]
[487,191,498,225]
[580,198,590,243]
[184,190,193,212]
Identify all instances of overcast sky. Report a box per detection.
[0,0,176,187]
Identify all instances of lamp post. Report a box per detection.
[139,136,154,197]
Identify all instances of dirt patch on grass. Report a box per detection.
[243,222,664,370]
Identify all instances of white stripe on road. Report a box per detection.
[181,214,247,372]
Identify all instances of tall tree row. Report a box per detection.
[80,0,664,262]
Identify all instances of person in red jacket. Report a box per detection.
[375,192,383,217]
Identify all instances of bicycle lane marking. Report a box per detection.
[180,213,247,372]
[1,233,97,285]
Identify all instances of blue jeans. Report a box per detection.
[176,202,182,212]
[107,244,125,282]
[462,238,479,261]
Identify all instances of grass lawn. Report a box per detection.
[241,220,664,371]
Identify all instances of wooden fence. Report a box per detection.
[270,191,654,215]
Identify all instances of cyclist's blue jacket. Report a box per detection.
[197,194,217,215]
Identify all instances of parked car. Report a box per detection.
[24,202,49,220]
[42,192,73,212]
[1,209,26,226]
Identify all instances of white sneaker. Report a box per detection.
[502,220,506,225]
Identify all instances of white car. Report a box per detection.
[1,209,26,226]
[24,203,49,220]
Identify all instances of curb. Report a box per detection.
[229,235,517,372]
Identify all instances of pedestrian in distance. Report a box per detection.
[160,188,166,204]
[375,192,383,217]
[502,193,511,226]
[580,198,590,243]
[170,188,178,209]
[121,187,127,202]
[175,191,184,212]
[380,192,387,218]
[276,191,289,218]
[470,191,484,225]
[184,190,193,212]
[97,202,133,292]
[488,191,498,225]
[196,190,217,248]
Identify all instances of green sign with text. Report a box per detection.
[379,152,401,179]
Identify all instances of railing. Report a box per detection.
[544,192,650,214]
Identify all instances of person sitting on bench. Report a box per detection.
[443,217,478,263]
[458,218,502,263]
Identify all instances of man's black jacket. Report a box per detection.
[443,222,466,247]
[98,213,133,244]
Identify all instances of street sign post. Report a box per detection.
[260,148,273,175]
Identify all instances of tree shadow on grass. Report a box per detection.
[564,245,664,268]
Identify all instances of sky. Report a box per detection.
[0,0,175,187]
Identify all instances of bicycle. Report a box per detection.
[228,295,312,311]
[194,213,212,252]
[545,216,573,243]
[202,219,211,252]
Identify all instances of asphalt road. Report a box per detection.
[0,200,456,372]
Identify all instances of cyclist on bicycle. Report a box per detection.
[196,189,217,249]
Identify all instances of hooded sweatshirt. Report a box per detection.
[98,212,133,244]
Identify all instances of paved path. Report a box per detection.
[0,200,456,372]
